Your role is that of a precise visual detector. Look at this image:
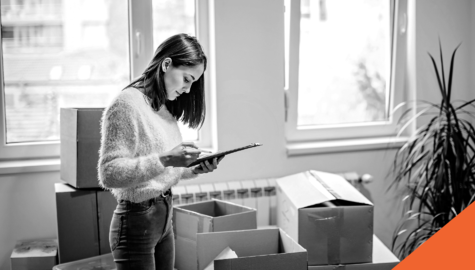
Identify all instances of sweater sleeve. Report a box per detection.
[181,167,200,180]
[98,99,165,189]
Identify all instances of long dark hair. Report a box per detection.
[125,33,207,129]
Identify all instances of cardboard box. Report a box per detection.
[97,189,118,254]
[60,107,104,188]
[10,239,58,270]
[53,253,114,270]
[197,228,308,270]
[276,170,374,266]
[308,235,400,270]
[174,199,257,270]
[55,183,117,263]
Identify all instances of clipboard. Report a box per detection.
[187,143,262,167]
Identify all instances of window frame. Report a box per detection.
[0,0,214,161]
[285,0,409,143]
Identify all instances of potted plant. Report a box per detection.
[389,43,475,259]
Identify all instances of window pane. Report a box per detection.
[152,0,198,142]
[298,0,391,127]
[1,0,129,143]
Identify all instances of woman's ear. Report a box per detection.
[162,58,172,72]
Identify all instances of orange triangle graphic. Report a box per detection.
[394,202,475,269]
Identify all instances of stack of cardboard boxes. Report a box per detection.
[55,108,117,264]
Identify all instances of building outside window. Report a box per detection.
[0,0,208,159]
[284,0,408,145]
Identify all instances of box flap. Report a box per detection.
[214,211,257,232]
[176,199,255,218]
[278,228,306,253]
[372,235,399,264]
[178,200,216,217]
[309,171,373,206]
[214,199,255,215]
[175,200,257,235]
[276,171,336,209]
[174,207,213,240]
[276,172,335,209]
[277,171,372,209]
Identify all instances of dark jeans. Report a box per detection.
[109,190,174,270]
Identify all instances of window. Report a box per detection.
[284,0,409,143]
[0,0,212,160]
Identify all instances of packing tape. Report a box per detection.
[309,171,342,199]
[308,207,344,265]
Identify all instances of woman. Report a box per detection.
[98,33,221,270]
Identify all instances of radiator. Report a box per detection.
[171,172,372,228]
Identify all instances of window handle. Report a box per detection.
[399,12,407,34]
[284,90,289,122]
[135,31,143,58]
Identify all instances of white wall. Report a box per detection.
[0,172,59,270]
[0,0,474,269]
[416,0,472,106]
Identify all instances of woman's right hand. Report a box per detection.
[159,142,208,168]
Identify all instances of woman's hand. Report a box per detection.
[159,142,209,168]
[192,156,225,174]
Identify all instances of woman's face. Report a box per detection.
[162,59,205,101]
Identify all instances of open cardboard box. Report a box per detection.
[197,228,307,270]
[60,107,104,188]
[276,170,374,266]
[174,199,257,270]
[308,235,400,270]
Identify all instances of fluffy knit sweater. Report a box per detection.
[98,87,198,202]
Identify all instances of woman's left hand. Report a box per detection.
[192,156,224,174]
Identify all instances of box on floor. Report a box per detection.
[308,235,400,270]
[60,107,104,188]
[55,183,117,263]
[173,199,257,270]
[10,239,58,270]
[198,228,307,270]
[276,170,374,266]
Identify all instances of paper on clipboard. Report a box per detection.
[187,143,262,167]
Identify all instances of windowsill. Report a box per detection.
[0,158,60,175]
[287,136,409,156]
[0,137,408,174]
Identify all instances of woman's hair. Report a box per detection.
[125,33,207,129]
